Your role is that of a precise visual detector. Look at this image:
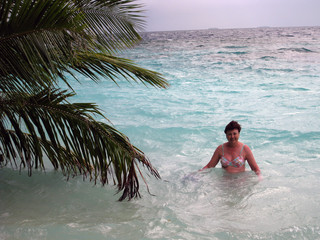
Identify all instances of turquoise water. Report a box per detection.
[1,26,320,239]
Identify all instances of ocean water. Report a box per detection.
[1,26,320,239]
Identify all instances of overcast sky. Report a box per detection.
[137,0,320,32]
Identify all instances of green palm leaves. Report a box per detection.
[0,0,168,200]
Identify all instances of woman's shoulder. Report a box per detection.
[242,143,253,153]
[215,144,224,154]
[219,143,229,150]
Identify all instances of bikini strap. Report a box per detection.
[221,144,224,156]
[240,144,245,154]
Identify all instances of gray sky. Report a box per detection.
[137,0,320,32]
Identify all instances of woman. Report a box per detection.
[201,121,261,177]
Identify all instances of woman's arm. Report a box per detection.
[244,145,261,177]
[200,145,222,170]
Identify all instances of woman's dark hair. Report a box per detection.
[224,120,241,134]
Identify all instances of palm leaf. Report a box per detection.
[0,0,167,94]
[0,0,88,92]
[0,0,167,200]
[70,52,169,88]
[76,0,146,50]
[0,89,160,200]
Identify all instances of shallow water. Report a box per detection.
[1,26,320,239]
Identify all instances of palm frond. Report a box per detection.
[70,52,169,88]
[76,0,145,51]
[0,0,167,200]
[0,0,167,94]
[0,89,160,200]
[0,0,88,92]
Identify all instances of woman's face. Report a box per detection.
[226,129,240,143]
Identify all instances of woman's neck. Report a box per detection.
[226,141,240,148]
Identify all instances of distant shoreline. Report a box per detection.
[141,25,320,34]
